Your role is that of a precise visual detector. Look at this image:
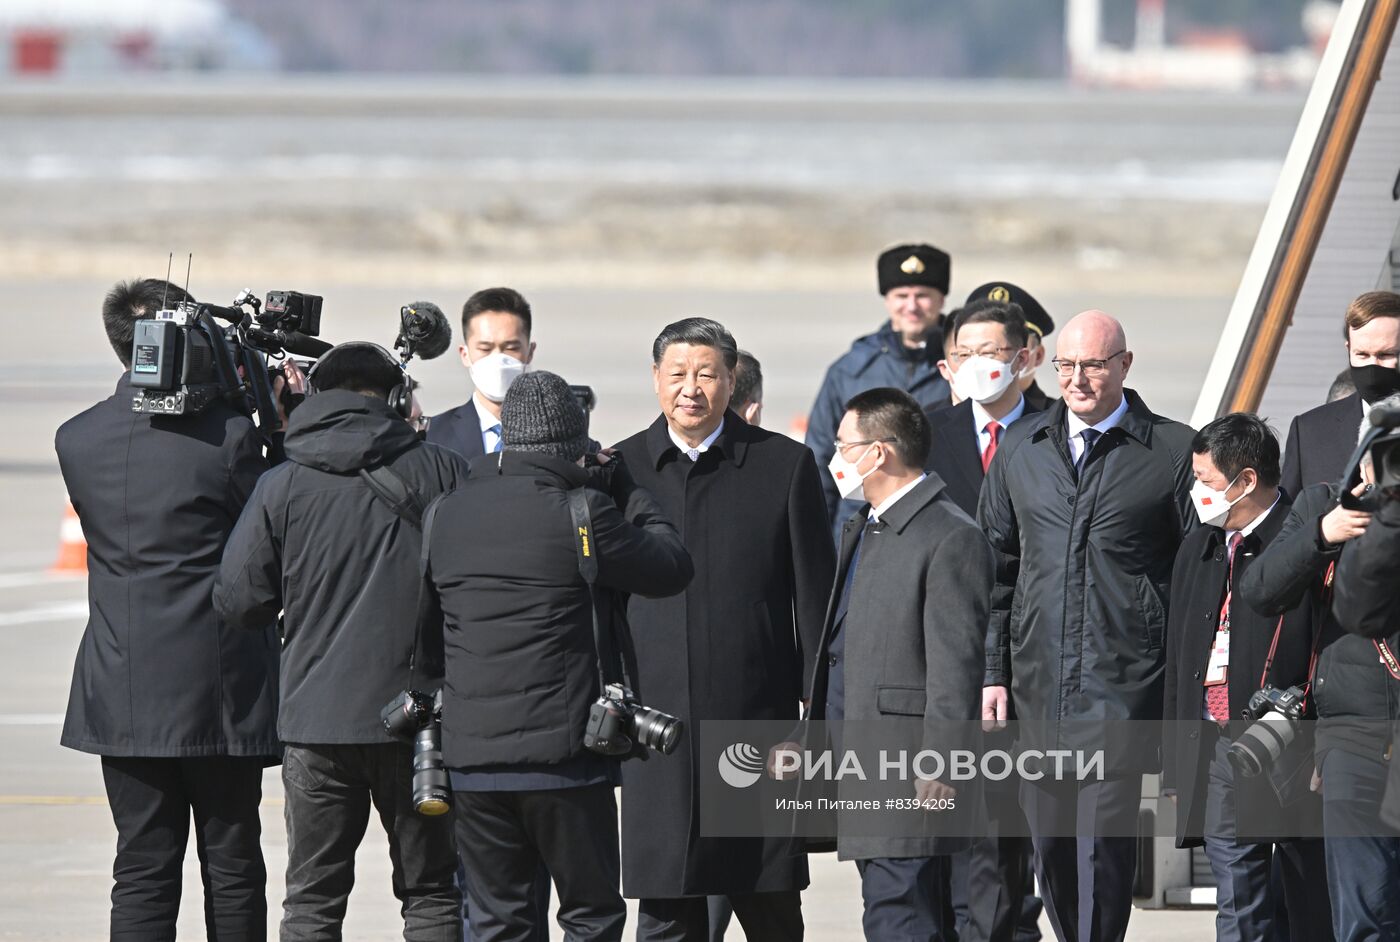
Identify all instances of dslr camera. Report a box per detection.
[379,689,452,816]
[1227,684,1307,778]
[584,682,684,758]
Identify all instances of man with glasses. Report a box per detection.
[978,311,1196,942]
[963,282,1057,413]
[925,299,1040,520]
[1280,291,1400,497]
[924,298,1046,942]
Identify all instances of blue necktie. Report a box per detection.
[489,424,503,454]
[1074,428,1101,478]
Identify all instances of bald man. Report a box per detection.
[977,311,1196,942]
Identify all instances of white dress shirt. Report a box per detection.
[1066,395,1130,463]
[474,396,503,455]
[669,419,726,461]
[971,395,1027,458]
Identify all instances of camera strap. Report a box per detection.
[360,462,435,690]
[1376,639,1400,681]
[567,487,629,692]
[360,464,426,529]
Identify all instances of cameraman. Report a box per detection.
[215,343,470,940]
[57,278,280,940]
[1334,393,1400,641]
[1239,404,1399,942]
[423,371,692,942]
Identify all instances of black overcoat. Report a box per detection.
[1162,495,1320,847]
[977,390,1196,771]
[613,412,835,898]
[57,373,279,758]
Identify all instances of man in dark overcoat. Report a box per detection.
[977,310,1196,942]
[57,278,280,939]
[805,387,994,940]
[613,317,835,941]
[1162,413,1329,942]
[922,297,1046,942]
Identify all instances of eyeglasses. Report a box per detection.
[1050,351,1126,378]
[833,437,896,452]
[948,346,1020,366]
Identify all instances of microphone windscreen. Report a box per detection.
[400,301,452,360]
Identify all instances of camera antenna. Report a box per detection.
[182,253,192,300]
[160,252,172,310]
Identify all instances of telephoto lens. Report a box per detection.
[1227,712,1297,777]
[631,706,684,755]
[1226,685,1305,778]
[411,724,452,816]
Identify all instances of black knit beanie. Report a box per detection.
[500,370,590,462]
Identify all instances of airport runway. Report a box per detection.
[0,276,1230,939]
[0,75,1308,939]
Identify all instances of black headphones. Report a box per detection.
[305,341,413,420]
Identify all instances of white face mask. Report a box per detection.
[953,354,1019,404]
[470,353,527,403]
[827,443,876,501]
[1190,473,1249,528]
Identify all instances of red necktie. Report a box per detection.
[981,421,1002,474]
[1206,533,1244,725]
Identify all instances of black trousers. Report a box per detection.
[1199,734,1331,942]
[101,754,267,942]
[856,856,953,941]
[454,783,625,942]
[1020,776,1140,942]
[280,743,460,941]
[636,892,803,942]
[951,766,1043,942]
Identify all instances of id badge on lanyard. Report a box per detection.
[1205,630,1229,686]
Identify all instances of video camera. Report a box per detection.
[130,287,330,437]
[1338,399,1400,511]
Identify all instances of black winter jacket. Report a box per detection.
[1238,483,1399,761]
[57,373,279,759]
[1334,497,1400,641]
[977,390,1196,771]
[214,390,471,744]
[428,452,692,769]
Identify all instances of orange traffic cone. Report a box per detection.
[50,501,86,574]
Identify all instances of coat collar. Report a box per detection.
[856,473,949,536]
[1196,489,1292,561]
[496,450,590,488]
[643,410,750,469]
[1026,388,1155,447]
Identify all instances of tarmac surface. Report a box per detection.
[0,277,1232,939]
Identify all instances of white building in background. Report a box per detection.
[1066,0,1339,90]
[0,0,276,75]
